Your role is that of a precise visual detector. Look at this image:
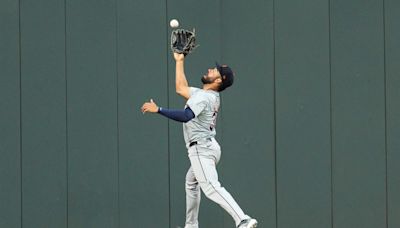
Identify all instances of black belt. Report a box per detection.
[189,138,212,147]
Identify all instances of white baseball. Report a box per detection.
[170,19,179,28]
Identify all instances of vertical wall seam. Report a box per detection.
[18,0,23,226]
[64,0,69,227]
[328,0,334,227]
[115,0,120,226]
[382,0,388,227]
[165,1,171,227]
[219,0,225,226]
[272,0,278,227]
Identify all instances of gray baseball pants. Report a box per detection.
[184,138,249,228]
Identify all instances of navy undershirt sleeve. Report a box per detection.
[158,107,195,123]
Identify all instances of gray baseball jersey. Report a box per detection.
[183,87,220,146]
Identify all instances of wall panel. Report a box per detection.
[275,0,332,227]
[66,0,118,227]
[385,0,400,227]
[330,0,386,227]
[20,0,67,227]
[220,0,276,227]
[117,0,170,227]
[0,0,21,227]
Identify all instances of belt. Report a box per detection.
[189,138,212,147]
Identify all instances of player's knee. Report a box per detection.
[185,180,199,191]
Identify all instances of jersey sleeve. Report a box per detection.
[186,92,207,117]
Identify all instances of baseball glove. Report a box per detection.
[171,28,198,56]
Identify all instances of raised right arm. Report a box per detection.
[174,53,190,100]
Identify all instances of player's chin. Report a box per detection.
[201,76,213,85]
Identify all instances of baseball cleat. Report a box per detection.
[237,218,258,228]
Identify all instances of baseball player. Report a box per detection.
[141,53,257,228]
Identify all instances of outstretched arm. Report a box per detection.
[141,99,195,123]
[174,53,190,99]
[158,107,195,123]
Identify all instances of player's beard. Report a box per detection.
[201,75,215,84]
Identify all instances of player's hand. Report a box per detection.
[174,53,185,62]
[141,99,159,114]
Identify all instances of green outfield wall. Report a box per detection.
[1,0,399,227]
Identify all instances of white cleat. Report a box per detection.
[237,218,258,228]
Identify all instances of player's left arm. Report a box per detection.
[141,99,195,123]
